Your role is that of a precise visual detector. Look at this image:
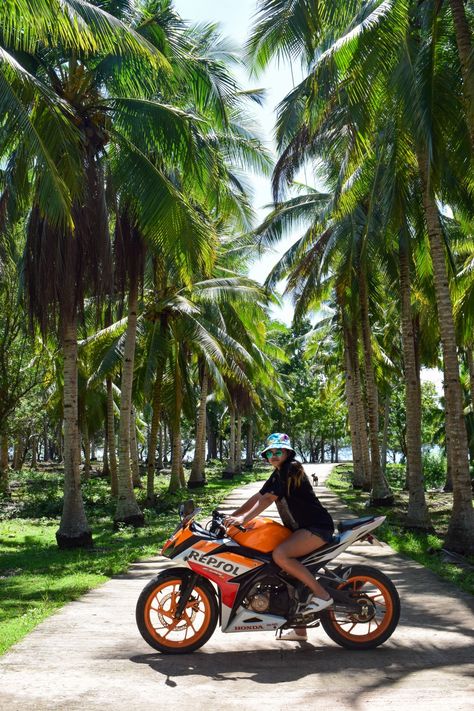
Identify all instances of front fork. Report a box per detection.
[175,571,200,618]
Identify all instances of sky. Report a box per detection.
[174,0,302,323]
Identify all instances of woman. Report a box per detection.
[224,432,334,642]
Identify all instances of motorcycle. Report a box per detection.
[136,500,400,654]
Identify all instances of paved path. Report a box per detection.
[1,464,474,711]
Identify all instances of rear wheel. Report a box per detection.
[320,564,400,650]
[136,568,218,654]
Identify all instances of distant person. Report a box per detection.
[224,432,334,641]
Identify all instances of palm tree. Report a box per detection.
[398,232,432,530]
[447,0,474,147]
[340,304,371,489]
[3,1,215,545]
[358,262,394,504]
[249,0,473,550]
[110,12,271,518]
[188,361,209,488]
[256,190,395,502]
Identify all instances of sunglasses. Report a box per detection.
[265,449,284,459]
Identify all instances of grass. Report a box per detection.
[0,461,268,656]
[328,464,474,596]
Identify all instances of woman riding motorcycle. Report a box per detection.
[224,432,335,641]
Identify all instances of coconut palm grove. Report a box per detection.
[1,0,474,652]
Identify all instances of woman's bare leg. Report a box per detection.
[273,530,331,637]
[273,529,331,598]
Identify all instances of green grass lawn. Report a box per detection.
[328,464,474,596]
[0,462,268,656]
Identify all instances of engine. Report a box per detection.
[243,576,290,617]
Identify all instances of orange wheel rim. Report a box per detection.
[329,575,394,643]
[144,579,212,649]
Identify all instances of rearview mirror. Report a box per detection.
[179,499,196,520]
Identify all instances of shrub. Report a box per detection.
[422,451,447,489]
[385,463,406,489]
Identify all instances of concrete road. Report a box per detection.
[1,464,473,711]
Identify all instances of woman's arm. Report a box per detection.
[224,492,277,527]
[230,491,262,517]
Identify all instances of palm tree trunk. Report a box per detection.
[418,151,474,551]
[146,362,165,501]
[56,313,92,548]
[163,423,169,464]
[57,425,63,463]
[235,410,242,474]
[31,435,38,469]
[106,377,118,496]
[449,0,474,148]
[349,320,372,490]
[399,240,432,529]
[130,406,142,488]
[179,460,186,488]
[12,438,22,471]
[223,403,236,479]
[342,321,365,487]
[442,359,454,493]
[102,422,110,477]
[114,278,144,527]
[467,348,474,464]
[467,348,474,417]
[82,419,91,480]
[43,423,49,462]
[359,269,394,504]
[381,395,390,476]
[169,348,184,493]
[0,434,10,497]
[189,369,209,488]
[169,422,182,493]
[207,415,217,460]
[245,419,254,469]
[157,425,163,469]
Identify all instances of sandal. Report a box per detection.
[277,629,308,641]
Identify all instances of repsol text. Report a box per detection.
[186,550,243,576]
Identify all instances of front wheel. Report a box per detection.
[136,568,218,654]
[320,564,400,650]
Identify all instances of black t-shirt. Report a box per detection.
[259,467,334,532]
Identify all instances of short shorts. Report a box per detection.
[300,526,334,543]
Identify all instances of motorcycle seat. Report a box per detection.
[338,516,375,532]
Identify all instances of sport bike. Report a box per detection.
[136,501,400,654]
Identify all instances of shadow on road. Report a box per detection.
[129,640,474,703]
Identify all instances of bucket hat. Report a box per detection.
[260,432,296,459]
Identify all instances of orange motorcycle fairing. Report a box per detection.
[187,561,240,608]
[228,517,292,553]
[162,526,196,555]
[179,544,267,623]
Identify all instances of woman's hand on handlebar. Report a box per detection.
[223,514,245,529]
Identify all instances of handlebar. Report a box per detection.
[209,510,246,535]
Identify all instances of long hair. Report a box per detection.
[279,454,305,495]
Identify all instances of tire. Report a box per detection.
[320,564,400,650]
[136,568,218,654]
